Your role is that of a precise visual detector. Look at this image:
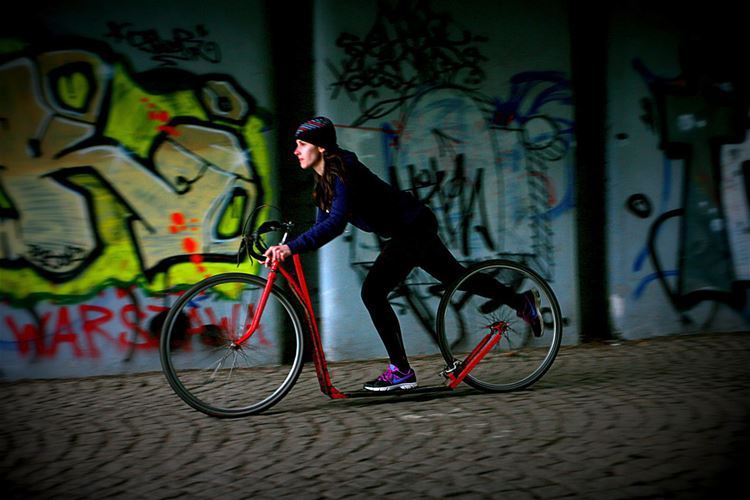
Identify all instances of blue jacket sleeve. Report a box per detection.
[287,178,351,254]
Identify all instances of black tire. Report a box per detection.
[159,273,305,417]
[436,259,562,391]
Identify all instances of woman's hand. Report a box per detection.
[262,244,291,267]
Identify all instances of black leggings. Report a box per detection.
[360,209,517,371]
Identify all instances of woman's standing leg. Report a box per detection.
[361,235,421,371]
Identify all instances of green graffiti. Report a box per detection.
[0,42,272,308]
[57,72,89,110]
[105,63,208,156]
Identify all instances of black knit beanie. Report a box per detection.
[295,116,338,150]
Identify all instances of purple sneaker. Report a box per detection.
[517,289,543,337]
[363,364,418,392]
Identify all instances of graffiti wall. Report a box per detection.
[607,4,749,337]
[313,0,578,361]
[4,1,744,380]
[0,1,276,378]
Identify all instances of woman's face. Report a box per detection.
[294,140,325,174]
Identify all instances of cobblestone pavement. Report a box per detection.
[2,332,749,499]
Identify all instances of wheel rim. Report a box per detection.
[438,261,562,391]
[160,275,303,416]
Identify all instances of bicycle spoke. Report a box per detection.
[210,349,233,381]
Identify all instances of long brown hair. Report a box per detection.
[312,149,348,212]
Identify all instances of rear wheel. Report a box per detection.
[159,273,305,417]
[436,260,562,391]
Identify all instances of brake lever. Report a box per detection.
[236,234,258,267]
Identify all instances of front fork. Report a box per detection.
[233,261,281,346]
[441,321,508,388]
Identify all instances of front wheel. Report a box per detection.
[159,273,305,417]
[436,260,563,392]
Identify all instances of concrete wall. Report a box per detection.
[606,3,749,338]
[1,0,747,380]
[313,0,578,361]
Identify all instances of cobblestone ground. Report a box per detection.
[1,332,749,499]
